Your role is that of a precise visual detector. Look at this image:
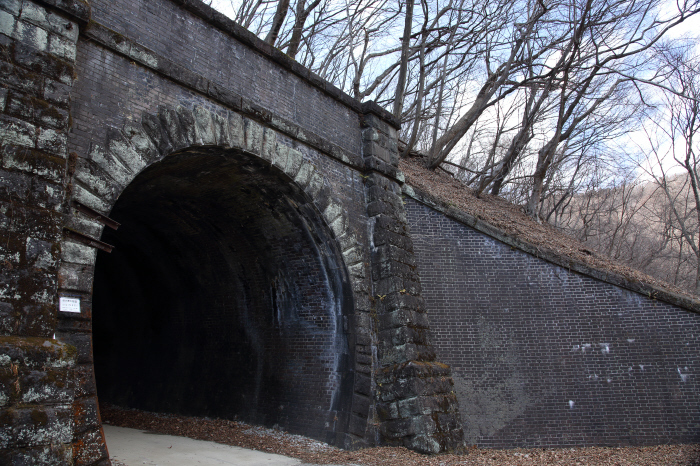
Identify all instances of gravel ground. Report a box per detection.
[102,405,699,465]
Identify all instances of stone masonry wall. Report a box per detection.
[361,111,463,453]
[0,0,90,462]
[1,0,84,347]
[0,337,78,464]
[405,195,700,448]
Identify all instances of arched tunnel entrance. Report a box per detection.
[91,147,355,444]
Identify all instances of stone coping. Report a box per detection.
[403,183,700,315]
[36,0,90,24]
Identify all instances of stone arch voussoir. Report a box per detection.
[70,102,367,333]
[72,103,353,245]
[63,102,363,316]
[65,103,371,335]
[60,101,369,453]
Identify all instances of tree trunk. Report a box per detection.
[393,0,414,119]
[526,140,557,216]
[286,0,321,59]
[265,0,290,45]
[489,125,533,195]
[403,0,429,157]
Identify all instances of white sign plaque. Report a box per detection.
[59,297,81,313]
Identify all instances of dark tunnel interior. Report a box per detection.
[92,147,354,443]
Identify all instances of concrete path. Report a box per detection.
[103,424,303,466]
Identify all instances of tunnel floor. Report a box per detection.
[92,147,353,444]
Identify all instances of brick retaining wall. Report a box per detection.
[406,196,700,448]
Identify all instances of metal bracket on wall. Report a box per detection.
[63,227,115,253]
[71,201,121,230]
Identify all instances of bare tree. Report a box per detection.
[423,0,699,218]
[635,42,700,292]
[425,0,550,169]
[265,0,290,43]
[210,0,700,296]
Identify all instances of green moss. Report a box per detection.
[59,343,78,363]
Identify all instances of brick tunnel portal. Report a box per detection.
[91,148,355,444]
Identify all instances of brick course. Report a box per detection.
[406,197,700,448]
[85,0,362,157]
